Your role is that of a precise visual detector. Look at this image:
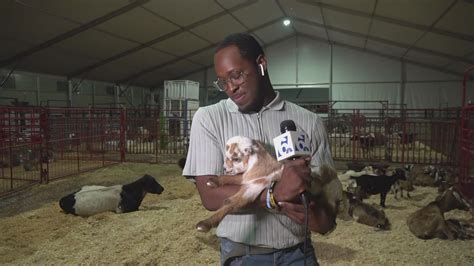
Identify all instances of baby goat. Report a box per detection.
[196,136,343,232]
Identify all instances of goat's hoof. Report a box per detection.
[206,177,219,188]
[196,221,211,232]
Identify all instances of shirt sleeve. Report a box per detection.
[182,108,224,177]
[310,115,334,174]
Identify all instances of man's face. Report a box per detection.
[214,45,263,113]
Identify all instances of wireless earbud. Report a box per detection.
[259,64,265,76]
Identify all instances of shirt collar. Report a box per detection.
[226,91,285,113]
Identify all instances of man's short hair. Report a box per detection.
[216,33,264,63]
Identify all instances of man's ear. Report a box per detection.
[256,54,267,73]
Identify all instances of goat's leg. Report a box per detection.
[206,174,243,188]
[196,186,261,232]
[380,192,387,208]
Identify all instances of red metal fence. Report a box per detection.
[459,106,474,201]
[0,106,193,197]
[458,66,474,201]
[0,102,468,198]
[325,107,460,165]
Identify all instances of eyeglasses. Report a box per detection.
[213,71,247,92]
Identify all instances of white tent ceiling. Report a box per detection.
[0,0,473,88]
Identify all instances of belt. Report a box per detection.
[236,242,279,255]
[221,238,304,263]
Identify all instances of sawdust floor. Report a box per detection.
[0,163,473,265]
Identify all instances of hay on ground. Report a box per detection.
[0,163,473,265]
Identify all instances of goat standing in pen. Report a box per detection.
[349,168,407,208]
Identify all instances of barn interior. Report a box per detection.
[1,0,474,264]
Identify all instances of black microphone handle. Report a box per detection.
[279,119,309,265]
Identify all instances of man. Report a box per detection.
[183,33,335,265]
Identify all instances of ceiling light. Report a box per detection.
[283,19,291,26]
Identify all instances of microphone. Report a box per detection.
[273,120,311,161]
[273,120,312,265]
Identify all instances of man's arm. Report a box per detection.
[184,108,231,210]
[195,175,241,211]
[196,160,336,234]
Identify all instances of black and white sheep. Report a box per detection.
[59,174,164,216]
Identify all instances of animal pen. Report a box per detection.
[325,102,460,166]
[0,105,194,197]
[1,100,472,201]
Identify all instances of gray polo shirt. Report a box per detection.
[183,92,333,249]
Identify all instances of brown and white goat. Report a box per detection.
[196,136,344,232]
[407,186,473,240]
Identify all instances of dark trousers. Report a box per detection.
[220,238,318,266]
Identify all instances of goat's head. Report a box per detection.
[375,213,391,231]
[423,165,436,175]
[394,168,407,180]
[140,174,164,194]
[223,136,260,175]
[436,186,471,212]
[404,164,414,172]
[362,165,374,174]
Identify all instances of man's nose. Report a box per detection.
[227,82,239,93]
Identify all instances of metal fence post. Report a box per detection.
[120,107,126,162]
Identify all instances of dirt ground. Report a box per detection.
[0,163,473,265]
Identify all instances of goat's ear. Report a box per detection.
[243,140,259,155]
[244,146,255,155]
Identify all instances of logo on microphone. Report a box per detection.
[273,131,311,161]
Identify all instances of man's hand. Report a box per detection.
[278,200,336,234]
[273,157,311,203]
[271,157,337,234]
[278,201,317,227]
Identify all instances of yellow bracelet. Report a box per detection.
[268,181,279,209]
